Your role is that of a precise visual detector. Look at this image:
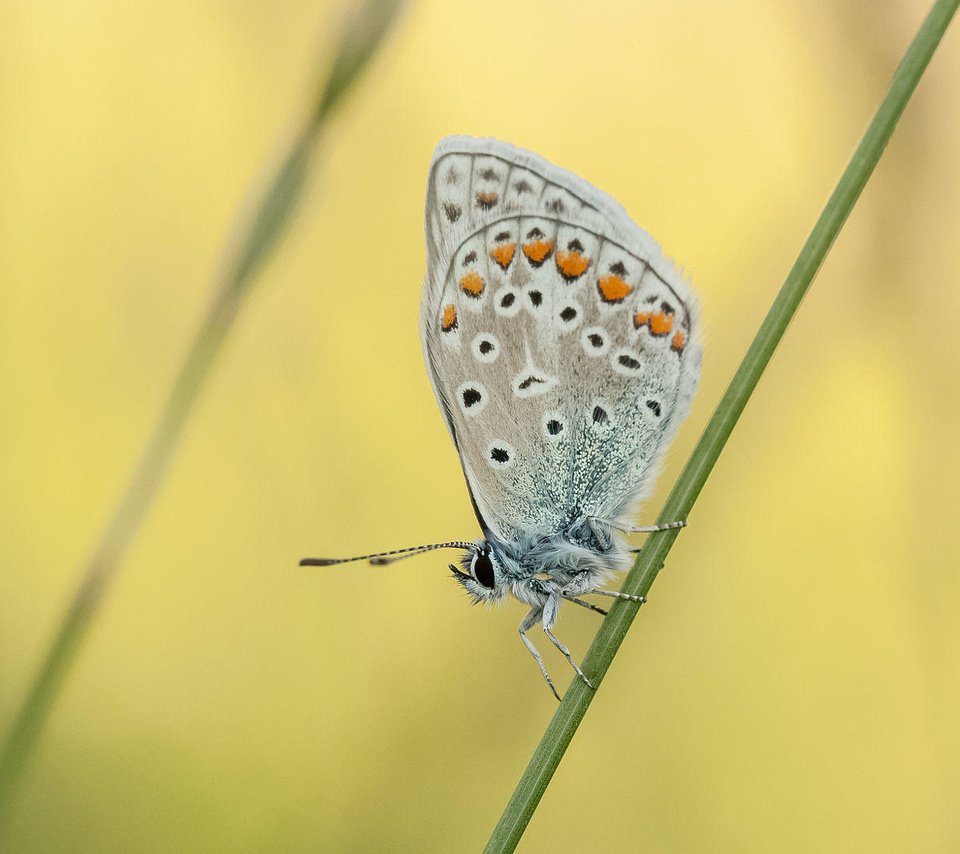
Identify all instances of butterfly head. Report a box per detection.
[449,541,510,604]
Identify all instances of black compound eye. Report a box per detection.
[471,552,495,589]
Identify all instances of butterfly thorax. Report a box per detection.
[491,526,631,600]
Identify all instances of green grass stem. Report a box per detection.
[0,0,402,829]
[484,1,959,850]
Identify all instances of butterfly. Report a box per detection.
[302,136,701,699]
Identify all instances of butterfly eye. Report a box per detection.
[471,552,496,589]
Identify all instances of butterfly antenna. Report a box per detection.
[299,541,475,567]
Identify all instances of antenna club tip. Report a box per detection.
[300,558,335,566]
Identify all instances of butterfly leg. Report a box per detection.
[589,588,647,605]
[605,519,687,534]
[561,594,607,616]
[518,606,560,701]
[542,595,594,690]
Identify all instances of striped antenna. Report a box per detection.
[299,541,475,568]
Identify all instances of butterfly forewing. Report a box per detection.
[420,137,701,544]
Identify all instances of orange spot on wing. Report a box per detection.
[633,311,651,329]
[671,330,685,353]
[648,311,674,336]
[459,271,485,297]
[476,191,498,208]
[522,239,554,265]
[441,304,458,332]
[597,275,633,303]
[490,242,516,270]
[555,250,590,280]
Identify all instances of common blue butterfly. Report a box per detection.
[302,137,701,698]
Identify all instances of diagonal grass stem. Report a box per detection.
[0,0,403,828]
[484,0,959,850]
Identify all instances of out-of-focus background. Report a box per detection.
[1,1,958,850]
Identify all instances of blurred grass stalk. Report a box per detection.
[485,0,959,851]
[0,0,403,827]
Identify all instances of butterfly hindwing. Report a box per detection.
[420,136,701,544]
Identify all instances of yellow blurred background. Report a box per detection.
[2,1,959,850]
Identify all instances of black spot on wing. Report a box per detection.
[518,376,545,391]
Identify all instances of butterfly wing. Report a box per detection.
[420,136,701,545]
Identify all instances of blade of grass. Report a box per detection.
[0,0,403,827]
[484,1,959,850]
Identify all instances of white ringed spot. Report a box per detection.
[611,347,644,376]
[486,440,516,470]
[542,411,566,443]
[589,397,614,432]
[471,333,500,364]
[554,299,583,333]
[511,369,559,398]
[494,287,522,318]
[580,326,610,357]
[456,381,488,417]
